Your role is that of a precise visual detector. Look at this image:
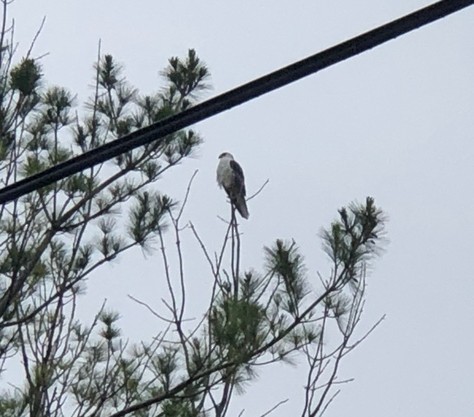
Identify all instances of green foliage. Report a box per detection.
[128,191,175,247]
[10,58,42,96]
[211,297,265,360]
[321,196,384,284]
[265,239,309,316]
[0,392,26,417]
[41,86,75,127]
[162,48,210,109]
[161,399,196,417]
[0,14,211,414]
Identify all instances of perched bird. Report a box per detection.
[216,152,249,219]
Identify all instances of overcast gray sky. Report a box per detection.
[6,1,474,416]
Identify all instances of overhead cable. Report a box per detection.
[0,0,472,205]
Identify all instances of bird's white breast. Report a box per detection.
[217,158,233,189]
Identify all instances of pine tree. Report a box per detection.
[0,3,386,417]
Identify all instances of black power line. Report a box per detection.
[0,0,473,206]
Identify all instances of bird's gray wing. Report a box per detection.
[230,160,246,197]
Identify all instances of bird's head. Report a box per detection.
[218,152,234,160]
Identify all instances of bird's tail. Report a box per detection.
[233,194,249,219]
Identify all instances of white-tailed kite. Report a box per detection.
[216,152,249,219]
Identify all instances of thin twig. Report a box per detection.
[26,15,46,59]
[318,389,340,417]
[177,170,198,221]
[246,178,269,201]
[342,314,386,356]
[127,294,172,323]
[260,399,289,417]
